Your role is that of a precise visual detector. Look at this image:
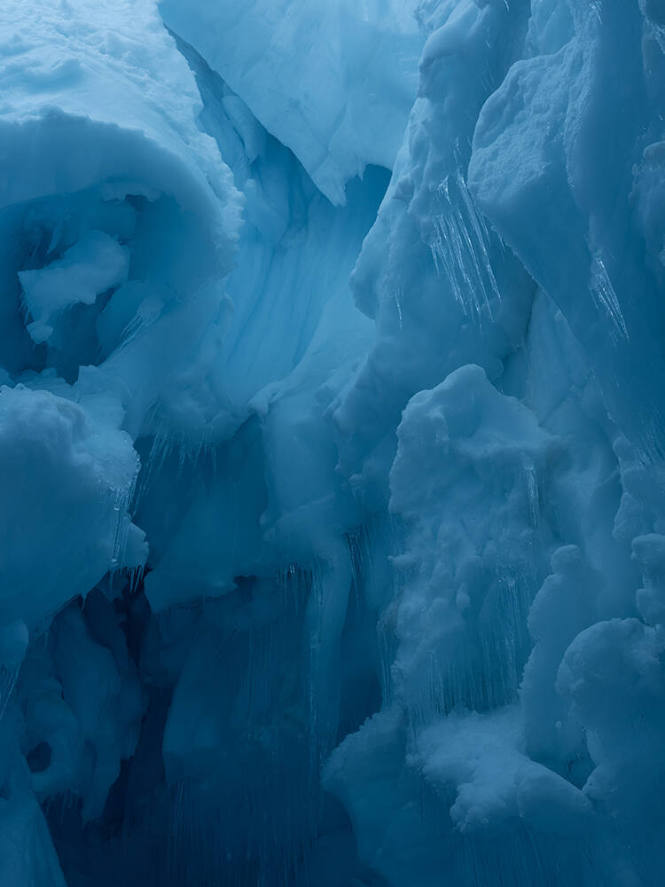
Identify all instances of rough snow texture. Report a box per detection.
[1,0,665,886]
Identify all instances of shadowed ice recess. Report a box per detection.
[1,0,665,885]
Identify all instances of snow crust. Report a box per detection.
[1,0,665,885]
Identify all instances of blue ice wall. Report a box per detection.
[1,1,665,885]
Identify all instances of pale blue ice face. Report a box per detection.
[0,0,664,885]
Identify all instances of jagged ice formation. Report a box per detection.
[1,0,665,885]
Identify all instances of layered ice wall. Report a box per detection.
[160,0,425,204]
[2,0,665,885]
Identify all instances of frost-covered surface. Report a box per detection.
[2,0,665,885]
[159,0,425,204]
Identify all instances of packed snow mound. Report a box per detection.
[0,0,239,235]
[159,0,426,204]
[0,385,143,631]
[19,231,130,345]
[415,707,591,837]
[0,0,237,224]
[0,0,242,444]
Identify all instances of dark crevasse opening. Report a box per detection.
[34,552,388,887]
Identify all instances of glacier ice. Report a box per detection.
[1,0,665,885]
[159,0,425,205]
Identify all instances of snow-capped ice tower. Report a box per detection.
[1,0,665,884]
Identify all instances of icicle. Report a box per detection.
[589,253,629,342]
[428,170,502,325]
[0,664,19,720]
[522,457,540,528]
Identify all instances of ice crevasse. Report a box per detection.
[1,0,665,885]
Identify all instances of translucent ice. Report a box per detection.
[1,0,665,885]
